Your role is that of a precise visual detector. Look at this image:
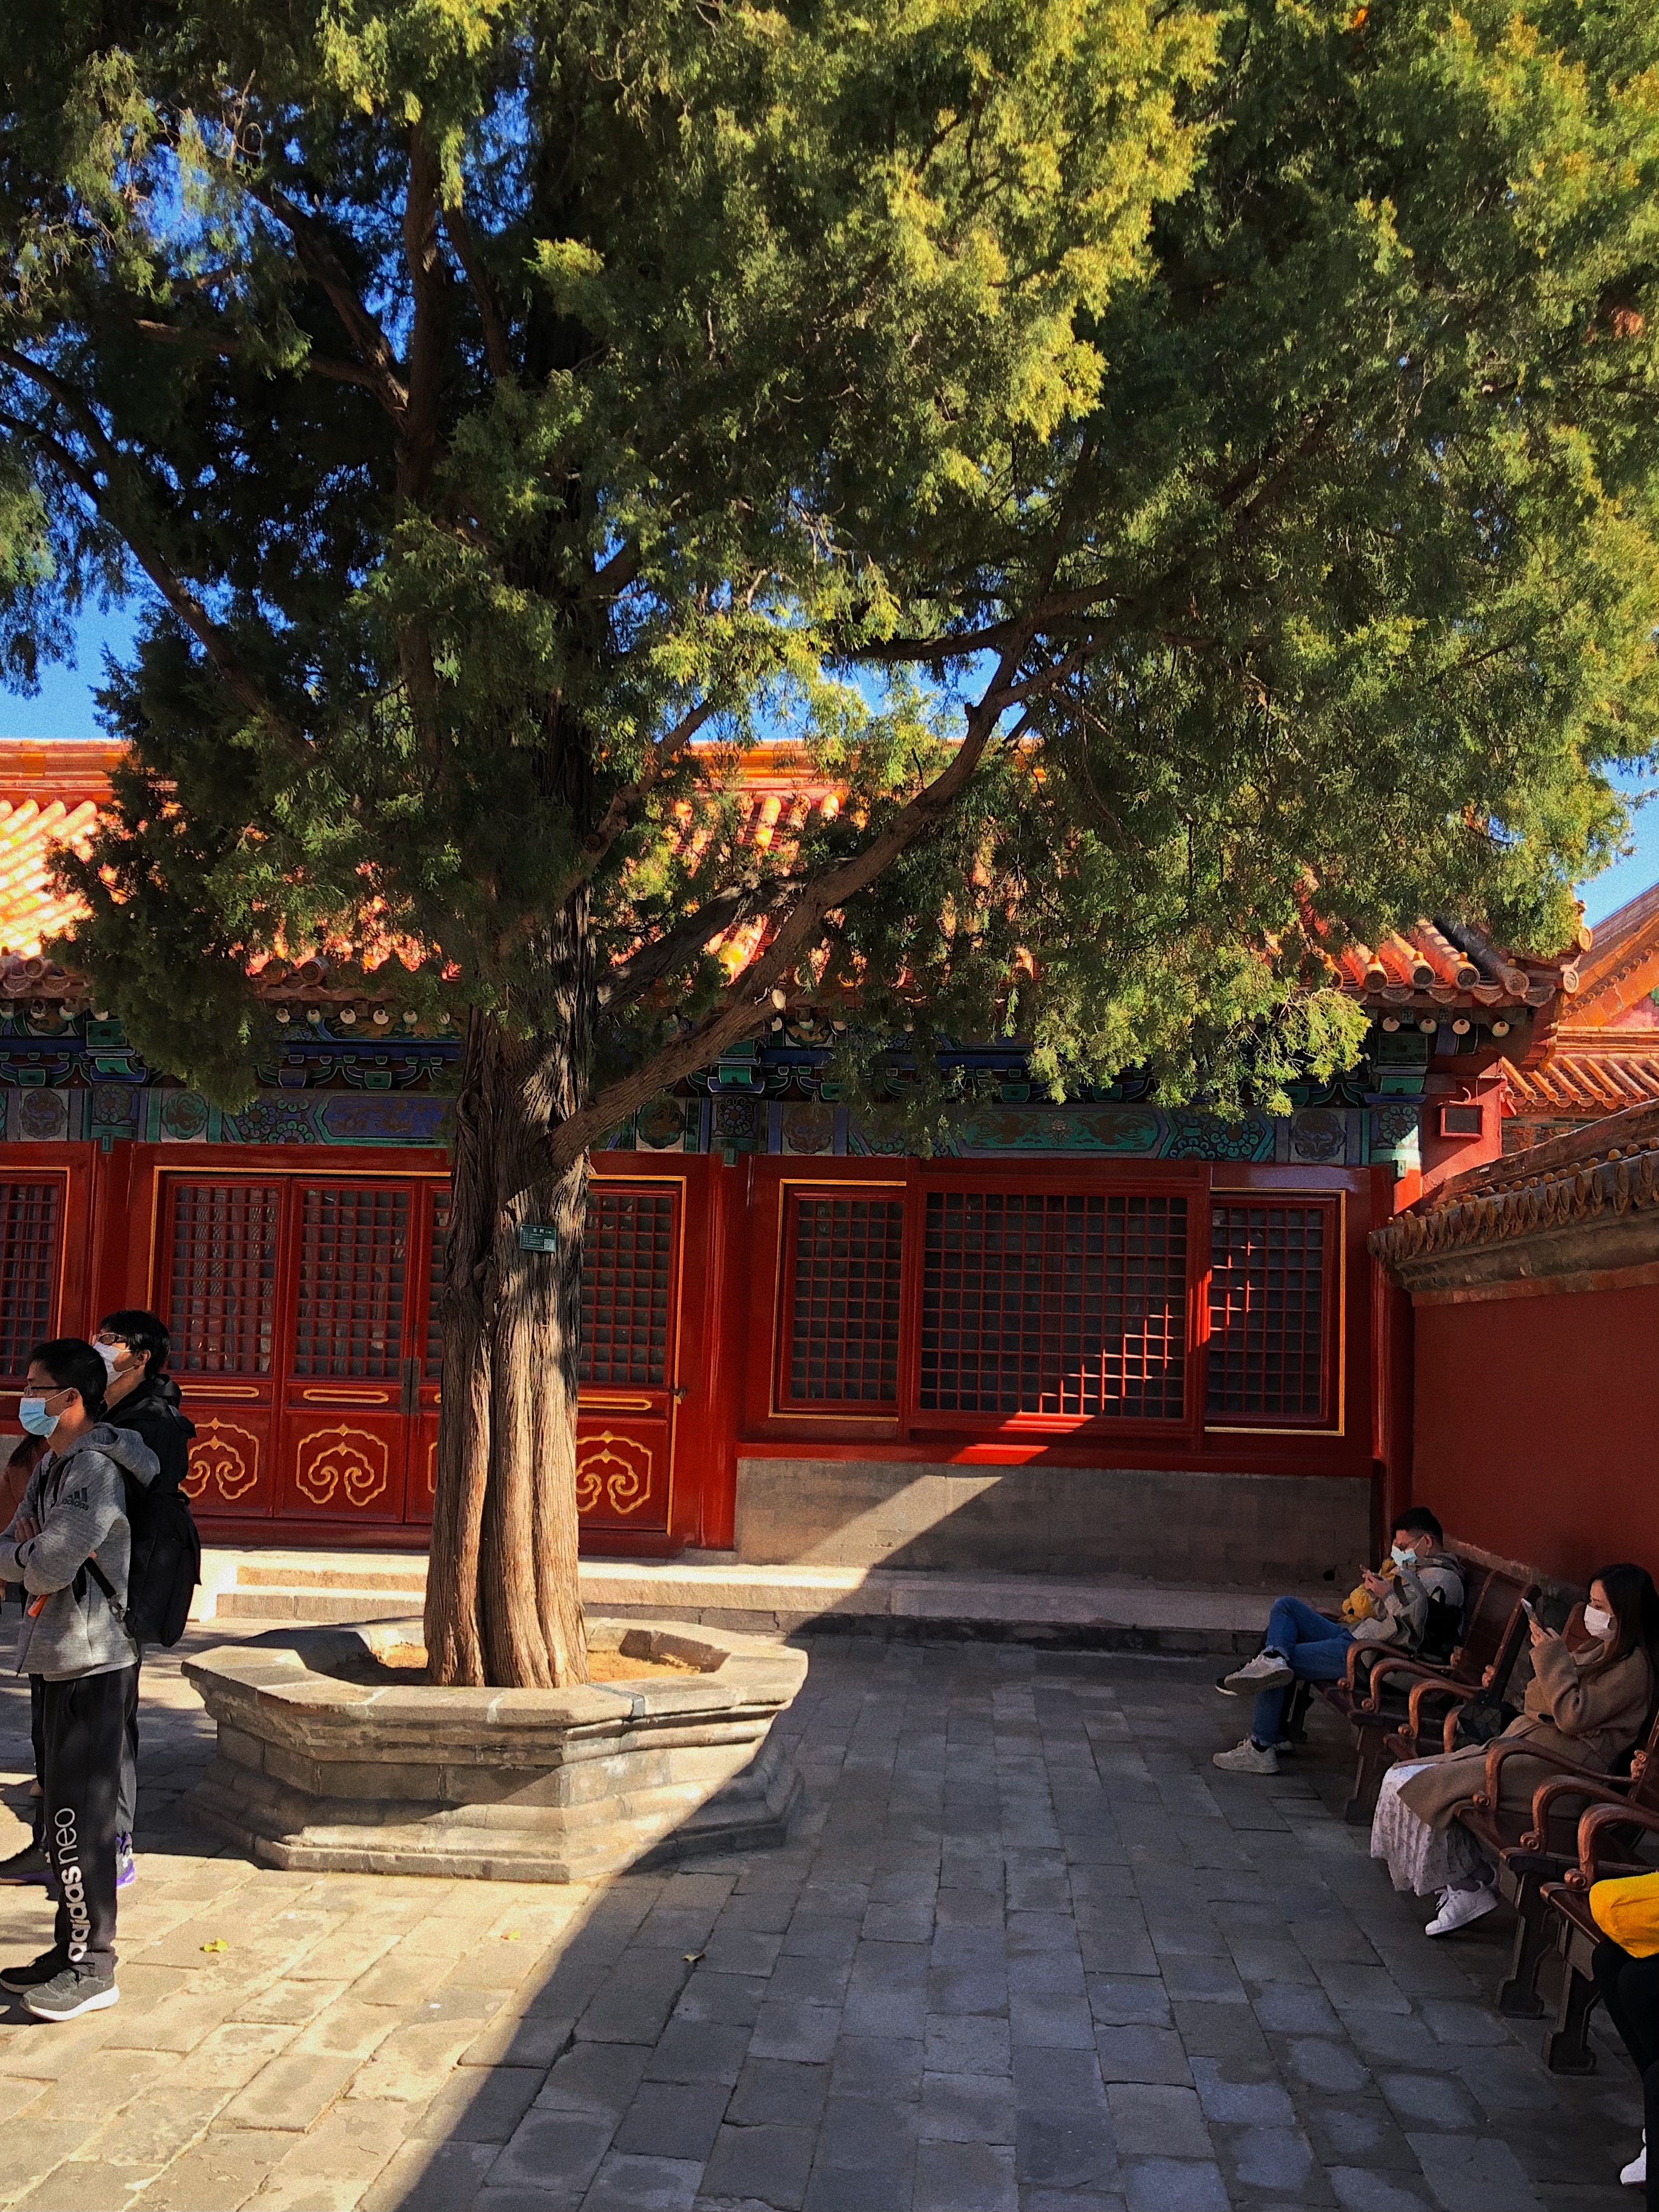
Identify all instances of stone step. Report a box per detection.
[196,1549,1308,1655]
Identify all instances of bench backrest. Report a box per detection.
[1455,1569,1536,1687]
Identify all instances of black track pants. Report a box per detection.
[1592,1939,1659,2210]
[41,1668,135,1981]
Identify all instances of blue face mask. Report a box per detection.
[17,1397,58,1438]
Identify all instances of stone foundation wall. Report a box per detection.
[734,1460,1375,1586]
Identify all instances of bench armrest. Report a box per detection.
[1521,1775,1633,1851]
[1476,1735,1609,1808]
[1577,1799,1659,1887]
[1355,1654,1455,1713]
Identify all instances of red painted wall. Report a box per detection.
[1413,1283,1659,1584]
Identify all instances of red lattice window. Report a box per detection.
[167,1183,281,1374]
[293,1186,410,1378]
[581,1188,676,1387]
[919,1191,1188,1420]
[424,1193,448,1381]
[0,1181,61,1384]
[782,1193,904,1404]
[1207,1203,1331,1421]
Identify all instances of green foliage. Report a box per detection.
[0,0,1655,1130]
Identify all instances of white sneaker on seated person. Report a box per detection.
[1212,1738,1278,1775]
[1620,2133,1644,2187]
[1425,1884,1498,1937]
[1221,1651,1294,1695]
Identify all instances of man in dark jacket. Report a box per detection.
[0,1337,157,2018]
[92,1310,195,1885]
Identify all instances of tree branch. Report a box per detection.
[600,877,802,1012]
[442,201,513,381]
[542,645,1029,1173]
[130,319,384,393]
[399,124,446,502]
[0,353,309,756]
[248,181,410,421]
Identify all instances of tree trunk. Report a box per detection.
[425,1009,592,1689]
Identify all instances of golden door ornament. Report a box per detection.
[575,1431,653,1516]
[294,1424,389,1510]
[184,1420,260,1504]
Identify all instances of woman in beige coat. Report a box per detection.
[1371,1561,1659,1937]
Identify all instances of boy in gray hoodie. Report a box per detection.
[0,1337,156,2019]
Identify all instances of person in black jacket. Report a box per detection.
[91,1310,194,1888]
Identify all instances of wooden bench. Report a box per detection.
[1315,1566,1534,1824]
[1538,1799,1659,2073]
[1454,1723,1659,2018]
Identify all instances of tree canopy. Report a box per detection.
[2,0,1655,1134]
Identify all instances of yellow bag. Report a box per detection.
[1340,1559,1398,1626]
[1591,1872,1659,1959]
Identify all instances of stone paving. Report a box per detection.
[0,1622,1640,2211]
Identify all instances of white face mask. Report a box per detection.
[94,1341,124,1379]
[1584,1602,1617,1642]
[1390,1544,1417,1569]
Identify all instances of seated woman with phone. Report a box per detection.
[1369,1563,1659,1936]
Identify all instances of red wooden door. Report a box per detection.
[576,1181,683,1536]
[165,1177,284,1518]
[277,1180,428,1527]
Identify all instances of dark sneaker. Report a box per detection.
[22,1969,119,2021]
[115,1835,135,1890]
[0,1951,63,1994]
[0,1843,49,1887]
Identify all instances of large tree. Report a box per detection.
[1,0,1655,1686]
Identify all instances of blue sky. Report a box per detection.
[2,609,1654,927]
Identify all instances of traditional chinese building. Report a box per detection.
[0,739,1620,1580]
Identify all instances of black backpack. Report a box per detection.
[1420,1588,1463,1666]
[83,1412,202,1648]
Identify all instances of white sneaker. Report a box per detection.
[1425,1885,1499,1937]
[1620,2133,1645,2187]
[1222,1652,1294,1694]
[1212,1738,1279,1775]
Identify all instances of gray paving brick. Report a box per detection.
[727,2059,830,2128]
[816,2093,919,2171]
[1119,2156,1230,2212]
[1403,2131,1546,2212]
[748,2003,841,2064]
[914,2138,1017,2212]
[1378,2069,1487,2132]
[538,2043,653,2117]
[1328,2172,1436,2212]
[1016,2110,1120,2191]
[489,2110,615,2202]
[919,2070,1016,2144]
[580,2150,703,2211]
[1189,2060,1295,2126]
[1106,2084,1213,2162]
[411,2067,542,2144]
[614,2081,731,2162]
[702,2119,817,2208]
[1212,2119,1325,2196]
[923,2014,1009,2076]
[1094,2025,1192,2086]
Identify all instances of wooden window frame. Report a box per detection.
[765,1160,1211,1447]
[1202,1191,1345,1436]
[775,1183,908,1414]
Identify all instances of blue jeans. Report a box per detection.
[1255,1594,1354,1745]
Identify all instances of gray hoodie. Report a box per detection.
[0,1424,158,1679]
[1350,1548,1466,1653]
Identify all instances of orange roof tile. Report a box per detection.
[0,737,1614,1032]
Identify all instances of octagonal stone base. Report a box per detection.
[182,1618,806,1882]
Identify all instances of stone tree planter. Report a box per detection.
[183,1618,806,1882]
